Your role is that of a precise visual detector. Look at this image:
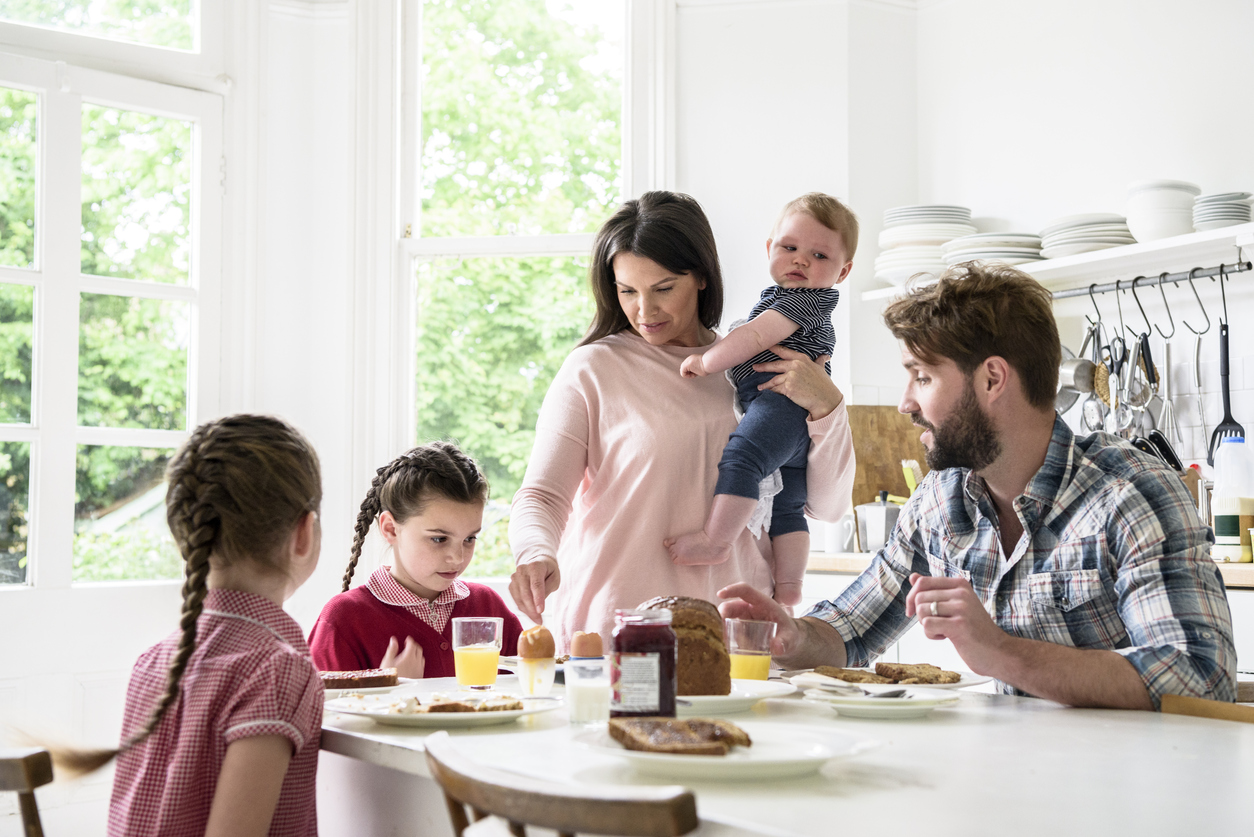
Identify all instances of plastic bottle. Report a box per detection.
[1211,437,1254,563]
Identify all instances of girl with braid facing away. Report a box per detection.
[47,415,325,837]
[307,441,522,678]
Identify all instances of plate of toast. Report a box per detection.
[575,719,863,780]
[789,663,990,693]
[325,693,560,728]
[677,679,797,715]
[801,687,960,720]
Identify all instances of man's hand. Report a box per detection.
[680,354,707,378]
[717,582,805,658]
[509,556,560,623]
[380,635,425,679]
[905,572,1009,675]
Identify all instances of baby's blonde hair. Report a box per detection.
[773,192,860,260]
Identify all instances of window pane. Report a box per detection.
[82,103,192,284]
[73,444,179,581]
[78,293,188,429]
[0,440,30,585]
[0,283,33,423]
[0,1,195,51]
[420,0,624,236]
[0,86,37,269]
[415,255,593,575]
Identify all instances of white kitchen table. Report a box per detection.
[317,675,1254,837]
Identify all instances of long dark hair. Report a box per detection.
[342,441,489,591]
[580,190,724,347]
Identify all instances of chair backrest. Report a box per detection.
[0,748,54,837]
[1161,693,1254,724]
[423,731,699,837]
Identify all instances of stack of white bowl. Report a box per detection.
[1039,214,1135,259]
[1193,192,1252,231]
[941,233,1043,266]
[874,205,975,286]
[1125,179,1200,242]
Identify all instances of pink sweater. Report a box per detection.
[509,330,856,652]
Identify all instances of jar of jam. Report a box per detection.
[610,608,677,718]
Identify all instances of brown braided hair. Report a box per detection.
[342,440,489,591]
[47,414,321,777]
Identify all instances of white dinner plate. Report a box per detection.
[1195,219,1250,231]
[1038,213,1126,237]
[1040,242,1130,259]
[677,679,796,715]
[573,724,866,780]
[322,677,421,700]
[1195,192,1251,203]
[325,694,560,728]
[788,668,991,692]
[801,687,960,720]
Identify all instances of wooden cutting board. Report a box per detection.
[847,405,930,508]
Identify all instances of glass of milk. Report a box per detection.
[565,657,610,724]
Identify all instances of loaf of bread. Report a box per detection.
[638,596,731,696]
[813,666,893,684]
[320,668,399,689]
[874,662,961,684]
[608,717,751,756]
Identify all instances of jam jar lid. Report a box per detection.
[614,608,672,625]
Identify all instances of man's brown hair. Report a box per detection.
[774,192,860,260]
[881,262,1060,409]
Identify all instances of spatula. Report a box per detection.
[1207,322,1244,465]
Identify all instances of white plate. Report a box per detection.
[1038,213,1126,237]
[787,668,991,692]
[802,687,959,720]
[574,724,864,780]
[676,679,796,715]
[322,677,421,700]
[325,694,560,728]
[942,246,1044,257]
[943,255,1043,267]
[1194,219,1250,231]
[1040,241,1129,259]
[1195,192,1251,203]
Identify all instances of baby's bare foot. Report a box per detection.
[773,581,803,607]
[665,531,732,566]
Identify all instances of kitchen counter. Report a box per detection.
[317,676,1254,836]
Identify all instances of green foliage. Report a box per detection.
[0,442,30,584]
[0,86,36,269]
[0,1,194,51]
[72,527,181,582]
[417,1,622,577]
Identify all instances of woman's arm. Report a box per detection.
[205,735,292,837]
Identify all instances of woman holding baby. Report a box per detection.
[508,190,856,650]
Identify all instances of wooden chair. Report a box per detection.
[423,731,699,837]
[1161,693,1254,724]
[0,748,53,837]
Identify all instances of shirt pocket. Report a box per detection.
[1027,567,1124,649]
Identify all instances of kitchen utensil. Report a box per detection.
[856,491,900,553]
[1195,332,1207,431]
[1159,342,1180,445]
[1207,322,1245,466]
[1130,436,1160,461]
[1147,429,1184,471]
[1080,323,1108,431]
[1059,356,1096,393]
[1123,337,1151,408]
[1055,345,1081,413]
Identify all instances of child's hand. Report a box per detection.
[381,635,425,679]
[680,354,707,378]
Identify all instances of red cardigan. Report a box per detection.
[307,582,524,679]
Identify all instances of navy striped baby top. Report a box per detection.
[728,286,840,384]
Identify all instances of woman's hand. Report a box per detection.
[751,345,844,420]
[509,556,561,623]
[380,635,425,679]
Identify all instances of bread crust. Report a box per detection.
[638,596,731,696]
[607,717,751,756]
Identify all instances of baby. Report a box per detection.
[666,192,856,606]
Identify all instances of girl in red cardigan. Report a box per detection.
[308,442,522,677]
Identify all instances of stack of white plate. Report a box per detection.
[1038,213,1135,259]
[1193,192,1252,231]
[940,232,1043,267]
[875,205,975,285]
[1125,179,1200,242]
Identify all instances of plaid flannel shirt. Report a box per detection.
[809,417,1236,708]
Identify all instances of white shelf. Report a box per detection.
[861,221,1254,303]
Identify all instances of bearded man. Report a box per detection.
[721,262,1235,709]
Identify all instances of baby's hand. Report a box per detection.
[381,635,425,679]
[680,354,707,378]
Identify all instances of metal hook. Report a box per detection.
[1181,268,1211,335]
[1128,276,1154,339]
[1087,283,1103,326]
[1114,278,1127,337]
[1219,263,1229,325]
[1153,272,1176,339]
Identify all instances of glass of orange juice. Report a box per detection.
[452,617,504,690]
[724,618,775,680]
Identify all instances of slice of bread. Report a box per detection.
[813,666,893,684]
[874,662,961,684]
[608,717,752,756]
[320,668,399,689]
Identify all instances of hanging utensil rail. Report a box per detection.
[1051,260,1252,300]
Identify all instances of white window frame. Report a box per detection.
[0,50,222,590]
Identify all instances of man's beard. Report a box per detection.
[912,380,1002,472]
